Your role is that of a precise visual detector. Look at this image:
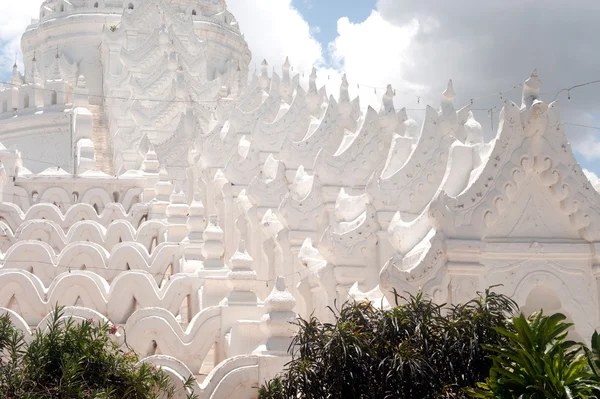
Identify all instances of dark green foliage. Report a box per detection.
[586,331,600,398]
[258,288,518,399]
[0,306,197,399]
[466,312,599,399]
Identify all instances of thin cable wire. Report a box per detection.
[552,79,600,102]
[3,74,600,111]
[0,80,217,104]
[563,122,600,130]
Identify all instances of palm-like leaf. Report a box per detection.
[466,312,598,399]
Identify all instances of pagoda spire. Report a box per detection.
[9,55,22,87]
[261,59,269,78]
[339,73,350,104]
[522,68,542,109]
[381,84,395,114]
[51,46,65,81]
[440,79,456,114]
[28,51,43,86]
[259,59,270,90]
[441,79,456,105]
[282,56,291,83]
[308,67,317,94]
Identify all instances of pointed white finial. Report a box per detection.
[260,59,269,76]
[256,275,298,354]
[166,181,189,242]
[522,68,542,108]
[441,79,456,104]
[386,84,393,96]
[398,107,408,121]
[226,238,257,305]
[141,144,159,174]
[282,56,291,82]
[381,84,395,113]
[228,239,253,271]
[339,74,350,103]
[154,167,173,202]
[187,192,205,227]
[341,73,349,87]
[9,56,21,86]
[202,215,225,269]
[76,75,86,89]
[184,192,206,261]
[308,67,318,94]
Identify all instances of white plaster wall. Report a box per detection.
[0,112,72,173]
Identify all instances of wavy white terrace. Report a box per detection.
[0,0,598,396]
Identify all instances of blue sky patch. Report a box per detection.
[292,0,375,54]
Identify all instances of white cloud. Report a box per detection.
[573,134,600,163]
[320,0,600,162]
[583,168,600,190]
[226,0,323,74]
[0,0,40,77]
[324,11,424,110]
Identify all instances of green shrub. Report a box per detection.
[0,306,197,399]
[466,312,599,399]
[258,288,518,399]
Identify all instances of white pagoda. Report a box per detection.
[0,1,598,396]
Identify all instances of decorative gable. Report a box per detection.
[430,70,600,242]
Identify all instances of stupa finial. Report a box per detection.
[381,84,395,113]
[261,59,269,77]
[339,73,350,103]
[441,79,456,105]
[308,66,317,94]
[522,68,542,108]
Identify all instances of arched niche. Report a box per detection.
[80,188,112,214]
[39,187,72,209]
[516,277,588,342]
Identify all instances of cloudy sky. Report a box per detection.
[2,0,600,175]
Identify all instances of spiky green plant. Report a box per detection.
[465,312,598,399]
[0,306,198,399]
[259,288,518,399]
